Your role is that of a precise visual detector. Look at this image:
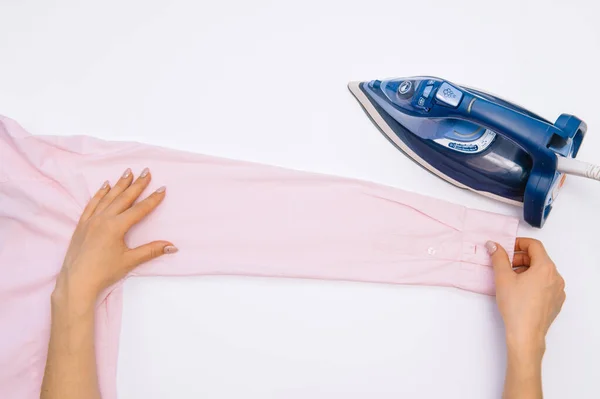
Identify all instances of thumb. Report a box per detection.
[126,241,178,269]
[486,241,514,285]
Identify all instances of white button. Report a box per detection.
[427,247,436,255]
[435,82,463,107]
[423,85,433,98]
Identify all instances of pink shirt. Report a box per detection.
[0,116,517,398]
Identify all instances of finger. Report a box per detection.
[106,167,151,215]
[512,252,531,268]
[79,180,111,222]
[125,240,178,269]
[95,168,134,213]
[512,266,529,274]
[118,185,166,229]
[515,238,551,264]
[486,241,515,285]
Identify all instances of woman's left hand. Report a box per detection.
[54,167,177,308]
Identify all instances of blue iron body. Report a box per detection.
[348,77,587,227]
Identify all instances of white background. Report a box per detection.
[1,0,599,398]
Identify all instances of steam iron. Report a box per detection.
[349,77,598,227]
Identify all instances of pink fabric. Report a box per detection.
[0,115,518,399]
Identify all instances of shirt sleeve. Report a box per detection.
[1,115,518,296]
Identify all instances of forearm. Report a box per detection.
[41,281,101,399]
[503,340,544,399]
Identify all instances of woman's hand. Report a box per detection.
[487,238,565,354]
[43,168,176,399]
[487,238,565,399]
[54,168,177,308]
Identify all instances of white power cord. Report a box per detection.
[557,157,600,181]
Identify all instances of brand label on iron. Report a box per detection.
[448,142,478,152]
[434,129,497,154]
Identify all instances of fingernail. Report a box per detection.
[155,186,166,193]
[164,245,178,254]
[122,168,132,179]
[140,167,149,178]
[485,241,498,254]
[101,180,109,190]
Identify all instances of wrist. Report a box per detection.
[52,274,98,316]
[506,334,545,366]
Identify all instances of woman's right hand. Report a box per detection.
[486,238,565,356]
